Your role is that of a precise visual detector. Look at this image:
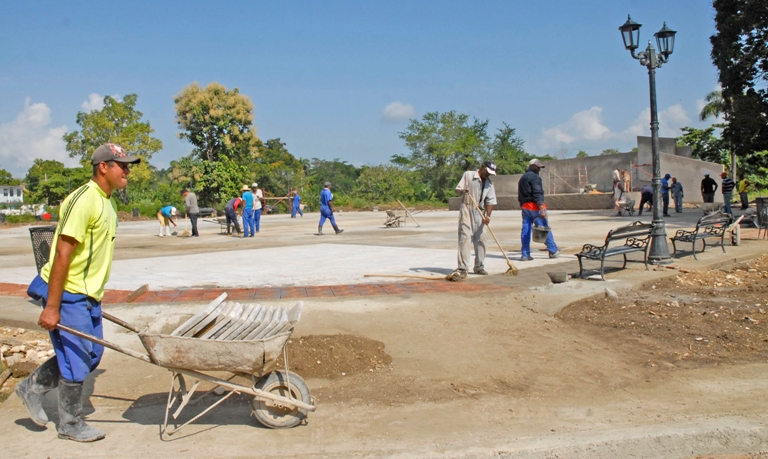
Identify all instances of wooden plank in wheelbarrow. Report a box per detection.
[233,306,269,341]
[244,306,277,340]
[200,302,244,339]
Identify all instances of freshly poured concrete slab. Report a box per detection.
[0,242,568,290]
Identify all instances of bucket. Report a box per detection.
[532,224,550,244]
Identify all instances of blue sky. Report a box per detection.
[1,1,720,177]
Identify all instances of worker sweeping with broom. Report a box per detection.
[449,160,499,281]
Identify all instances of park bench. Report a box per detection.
[576,221,653,281]
[670,211,732,260]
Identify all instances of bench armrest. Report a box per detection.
[578,243,605,258]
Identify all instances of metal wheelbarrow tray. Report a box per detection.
[56,293,315,435]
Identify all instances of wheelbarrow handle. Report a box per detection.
[55,323,152,363]
[102,311,141,333]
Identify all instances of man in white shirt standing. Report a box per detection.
[251,183,264,233]
[450,160,497,281]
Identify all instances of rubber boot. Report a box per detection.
[57,379,106,442]
[333,225,344,235]
[15,357,60,426]
[315,226,323,236]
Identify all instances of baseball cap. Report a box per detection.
[482,160,497,175]
[529,158,546,168]
[704,172,710,176]
[324,182,331,187]
[170,207,178,216]
[664,173,671,178]
[90,143,141,165]
[251,182,258,188]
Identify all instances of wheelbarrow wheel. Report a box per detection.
[252,370,311,429]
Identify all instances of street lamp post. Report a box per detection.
[619,15,677,264]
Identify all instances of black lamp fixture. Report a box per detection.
[618,15,677,264]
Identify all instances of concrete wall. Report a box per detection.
[538,153,636,194]
[448,193,613,211]
[660,153,725,203]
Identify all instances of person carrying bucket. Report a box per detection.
[518,158,559,261]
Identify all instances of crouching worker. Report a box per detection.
[157,205,177,237]
[17,143,140,442]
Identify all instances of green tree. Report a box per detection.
[174,82,259,163]
[575,150,589,158]
[600,148,621,156]
[394,111,489,202]
[0,166,21,185]
[355,165,414,202]
[174,82,260,206]
[63,94,162,190]
[677,126,730,164]
[711,0,768,161]
[489,123,531,174]
[251,138,306,199]
[23,159,91,205]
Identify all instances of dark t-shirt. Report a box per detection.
[701,177,717,194]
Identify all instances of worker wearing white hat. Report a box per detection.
[157,205,178,237]
[251,182,264,233]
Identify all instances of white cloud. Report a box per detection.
[80,93,122,112]
[81,93,104,111]
[539,106,611,149]
[536,104,692,155]
[0,98,76,176]
[381,102,415,122]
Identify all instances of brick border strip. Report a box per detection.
[0,281,510,304]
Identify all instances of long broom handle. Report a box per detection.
[466,193,516,268]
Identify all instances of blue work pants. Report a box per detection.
[319,207,336,227]
[521,209,558,258]
[242,207,255,237]
[292,205,303,218]
[662,193,670,216]
[254,208,262,232]
[27,275,104,383]
[723,193,733,215]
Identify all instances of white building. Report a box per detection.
[0,185,24,204]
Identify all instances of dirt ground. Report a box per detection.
[557,254,768,369]
[2,250,768,457]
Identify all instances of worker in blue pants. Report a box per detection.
[315,182,343,235]
[241,184,255,237]
[17,142,140,442]
[291,190,303,218]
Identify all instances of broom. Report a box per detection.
[467,193,518,276]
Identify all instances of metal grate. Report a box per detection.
[29,226,56,274]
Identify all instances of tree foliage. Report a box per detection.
[677,126,730,165]
[576,150,589,158]
[23,159,90,205]
[711,0,768,159]
[600,148,621,156]
[63,94,162,189]
[174,82,259,163]
[251,138,306,198]
[355,165,414,202]
[394,111,490,201]
[490,123,531,175]
[0,166,20,185]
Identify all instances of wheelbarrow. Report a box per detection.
[55,293,316,435]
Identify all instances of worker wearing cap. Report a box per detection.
[701,172,717,203]
[20,143,140,442]
[449,160,497,280]
[518,158,559,261]
[241,184,255,237]
[316,182,343,235]
[662,173,672,217]
[157,205,178,237]
[251,182,264,233]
